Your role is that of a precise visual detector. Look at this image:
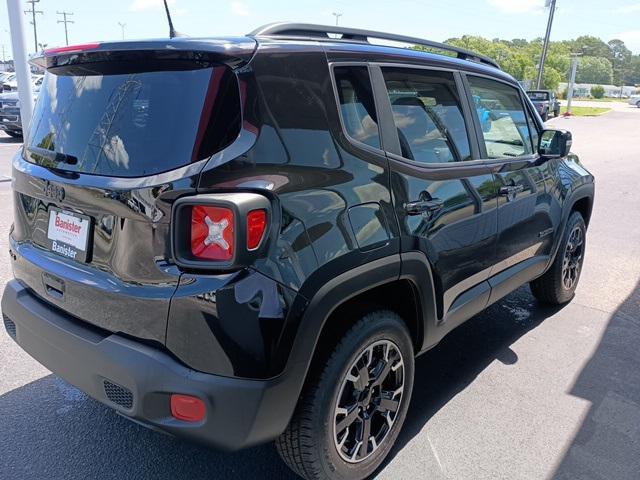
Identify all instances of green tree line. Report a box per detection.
[416,35,640,91]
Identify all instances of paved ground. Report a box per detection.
[1,102,639,480]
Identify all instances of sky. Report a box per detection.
[1,0,640,59]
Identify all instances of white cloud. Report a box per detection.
[129,0,175,12]
[230,1,250,16]
[616,3,640,13]
[487,0,544,14]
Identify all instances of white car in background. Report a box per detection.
[629,94,640,108]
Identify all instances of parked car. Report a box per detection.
[2,24,594,480]
[0,89,39,138]
[629,94,640,107]
[526,89,561,120]
[0,72,16,92]
[1,74,44,92]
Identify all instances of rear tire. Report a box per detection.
[530,211,586,305]
[4,130,22,138]
[276,310,414,480]
[541,110,549,121]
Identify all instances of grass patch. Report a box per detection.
[568,97,628,103]
[560,106,611,116]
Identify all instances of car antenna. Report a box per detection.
[162,0,183,38]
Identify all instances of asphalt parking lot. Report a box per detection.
[0,101,639,480]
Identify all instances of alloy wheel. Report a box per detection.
[562,225,584,290]
[333,339,405,463]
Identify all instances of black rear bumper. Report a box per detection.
[1,279,301,451]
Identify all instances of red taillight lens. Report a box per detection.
[170,394,206,422]
[191,205,235,261]
[247,209,267,250]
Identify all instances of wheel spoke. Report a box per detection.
[377,395,400,413]
[358,417,371,458]
[336,404,360,434]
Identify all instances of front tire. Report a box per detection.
[530,211,586,304]
[4,130,22,138]
[276,311,414,480]
[541,110,549,121]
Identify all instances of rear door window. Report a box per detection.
[381,67,471,164]
[333,66,381,149]
[26,65,240,177]
[468,76,534,159]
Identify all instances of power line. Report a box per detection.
[57,11,74,46]
[24,0,43,52]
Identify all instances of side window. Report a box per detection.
[524,102,540,153]
[334,66,381,149]
[381,67,471,164]
[468,76,534,159]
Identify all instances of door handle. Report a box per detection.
[499,184,525,196]
[404,198,444,216]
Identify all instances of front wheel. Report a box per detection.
[4,130,22,138]
[276,311,414,480]
[541,110,549,121]
[530,211,586,304]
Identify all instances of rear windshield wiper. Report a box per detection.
[25,146,78,165]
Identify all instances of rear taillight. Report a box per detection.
[191,205,235,261]
[172,193,272,269]
[247,209,267,250]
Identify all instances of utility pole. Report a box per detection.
[565,53,581,116]
[118,22,126,40]
[1,44,5,64]
[24,0,43,53]
[57,11,74,46]
[332,12,342,26]
[536,0,557,89]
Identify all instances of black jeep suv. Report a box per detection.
[2,24,594,480]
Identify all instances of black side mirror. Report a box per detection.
[538,129,572,159]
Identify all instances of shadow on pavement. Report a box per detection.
[386,285,565,464]
[552,279,640,479]
[0,377,297,480]
[0,286,563,480]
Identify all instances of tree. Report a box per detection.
[572,36,611,59]
[576,57,613,84]
[608,39,632,85]
[524,65,562,90]
[590,85,605,98]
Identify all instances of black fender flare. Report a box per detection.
[548,182,595,269]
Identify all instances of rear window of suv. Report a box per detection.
[25,65,241,177]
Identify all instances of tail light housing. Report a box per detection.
[172,192,271,269]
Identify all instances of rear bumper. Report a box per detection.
[2,279,302,451]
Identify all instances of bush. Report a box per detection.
[591,85,605,99]
[560,87,568,100]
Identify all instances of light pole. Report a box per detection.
[7,0,35,134]
[118,22,126,40]
[565,53,581,116]
[332,12,342,26]
[536,0,557,89]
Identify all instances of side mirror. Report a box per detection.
[538,129,572,159]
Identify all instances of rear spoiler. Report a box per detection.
[30,37,258,71]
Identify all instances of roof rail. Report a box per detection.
[249,23,501,70]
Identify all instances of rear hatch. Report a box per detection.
[10,39,254,343]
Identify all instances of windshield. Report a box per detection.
[527,91,549,101]
[26,65,240,177]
